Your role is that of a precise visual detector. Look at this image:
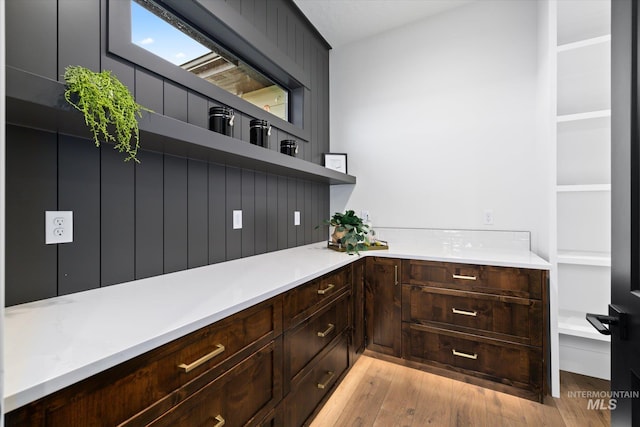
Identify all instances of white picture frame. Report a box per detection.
[323,153,348,174]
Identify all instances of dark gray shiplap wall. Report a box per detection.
[5,0,331,306]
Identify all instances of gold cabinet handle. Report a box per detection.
[317,323,335,338]
[317,371,335,389]
[394,265,399,285]
[213,415,226,427]
[178,344,225,373]
[453,274,477,281]
[452,349,478,360]
[452,308,477,317]
[317,283,335,295]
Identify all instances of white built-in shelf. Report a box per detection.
[557,109,611,123]
[557,34,611,52]
[556,184,611,192]
[558,309,611,342]
[557,250,611,267]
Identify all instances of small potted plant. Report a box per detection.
[63,65,151,162]
[324,210,370,255]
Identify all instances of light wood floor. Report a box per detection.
[310,355,610,427]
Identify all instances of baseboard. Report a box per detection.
[559,334,610,380]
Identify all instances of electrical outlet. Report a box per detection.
[483,209,494,225]
[46,211,73,244]
[361,210,370,221]
[233,210,243,229]
[294,211,301,226]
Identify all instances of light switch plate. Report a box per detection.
[233,210,243,229]
[294,211,301,226]
[46,211,73,244]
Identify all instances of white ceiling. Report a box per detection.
[293,0,475,48]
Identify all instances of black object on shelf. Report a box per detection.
[209,106,234,136]
[6,66,356,185]
[280,139,298,157]
[250,119,271,147]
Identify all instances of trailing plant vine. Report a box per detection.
[64,65,151,162]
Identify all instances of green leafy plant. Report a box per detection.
[64,65,151,162]
[324,210,370,255]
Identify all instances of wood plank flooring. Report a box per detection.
[310,355,610,427]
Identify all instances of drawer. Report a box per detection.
[284,267,350,328]
[402,323,542,393]
[402,259,543,299]
[285,292,350,383]
[142,341,281,427]
[402,285,543,346]
[285,334,349,427]
[9,297,282,427]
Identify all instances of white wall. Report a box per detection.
[329,0,549,256]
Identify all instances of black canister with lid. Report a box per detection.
[209,106,235,136]
[280,139,298,157]
[250,119,271,147]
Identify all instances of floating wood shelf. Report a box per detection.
[5,66,356,185]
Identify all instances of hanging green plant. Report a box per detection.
[63,65,151,162]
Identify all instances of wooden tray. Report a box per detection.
[327,240,389,252]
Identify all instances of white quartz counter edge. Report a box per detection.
[5,242,550,412]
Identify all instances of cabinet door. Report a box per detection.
[284,335,349,427]
[142,341,281,427]
[365,257,402,356]
[284,292,350,385]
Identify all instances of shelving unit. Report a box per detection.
[4,66,356,186]
[554,0,611,376]
[556,184,610,192]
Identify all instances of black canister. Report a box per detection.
[250,119,271,147]
[209,106,235,136]
[280,139,298,157]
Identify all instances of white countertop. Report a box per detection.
[4,233,549,412]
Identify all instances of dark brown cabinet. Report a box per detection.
[284,291,350,385]
[5,256,548,425]
[365,257,402,357]
[5,265,363,427]
[400,259,547,402]
[5,265,356,427]
[133,340,282,427]
[283,266,351,329]
[284,335,349,427]
[283,266,352,426]
[6,297,283,427]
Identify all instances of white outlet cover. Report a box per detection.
[233,210,243,229]
[483,209,494,225]
[46,211,73,244]
[294,211,301,226]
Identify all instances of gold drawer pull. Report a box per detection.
[394,265,399,285]
[453,274,477,281]
[317,323,335,338]
[178,344,225,373]
[452,308,477,317]
[213,415,226,427]
[452,349,478,360]
[317,283,335,295]
[317,371,335,389]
